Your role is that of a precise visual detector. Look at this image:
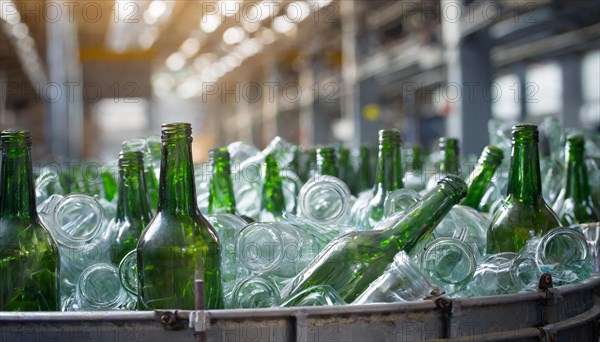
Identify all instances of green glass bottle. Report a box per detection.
[556,134,600,225]
[460,145,504,210]
[439,137,460,175]
[353,145,373,195]
[122,139,159,213]
[261,154,285,219]
[363,130,402,229]
[411,145,423,173]
[281,175,467,303]
[394,135,404,189]
[337,146,354,190]
[100,164,118,202]
[316,146,338,178]
[110,151,153,265]
[137,123,223,310]
[487,124,562,254]
[0,130,59,311]
[208,147,237,215]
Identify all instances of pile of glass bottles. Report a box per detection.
[1,118,598,312]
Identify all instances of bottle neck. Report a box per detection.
[158,138,198,215]
[394,140,404,189]
[116,160,152,224]
[316,150,338,178]
[507,139,543,202]
[441,145,460,175]
[564,142,592,202]
[461,161,499,208]
[385,178,466,252]
[372,142,397,197]
[262,157,285,215]
[208,153,236,214]
[0,145,37,218]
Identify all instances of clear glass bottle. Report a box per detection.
[487,124,562,253]
[137,123,223,309]
[0,130,59,311]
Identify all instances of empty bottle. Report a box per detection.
[281,175,467,303]
[208,147,237,215]
[352,145,373,195]
[460,146,504,210]
[0,130,59,311]
[137,123,223,310]
[487,124,561,254]
[354,130,403,229]
[109,151,153,265]
[229,275,281,309]
[352,251,439,304]
[122,138,160,213]
[315,146,338,178]
[297,175,352,226]
[426,137,461,191]
[553,134,600,225]
[261,154,285,220]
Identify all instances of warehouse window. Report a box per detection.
[525,62,562,118]
[491,73,520,122]
[581,49,600,127]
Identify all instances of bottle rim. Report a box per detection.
[1,129,32,147]
[439,137,459,148]
[297,176,351,225]
[535,227,589,266]
[479,145,504,166]
[236,222,286,273]
[161,122,192,141]
[76,263,128,309]
[420,237,477,285]
[118,151,144,168]
[511,124,539,142]
[231,276,281,309]
[51,194,105,246]
[209,147,231,161]
[436,175,467,201]
[378,130,401,144]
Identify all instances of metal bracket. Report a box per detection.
[434,297,453,339]
[157,310,185,331]
[537,272,563,333]
[294,310,309,342]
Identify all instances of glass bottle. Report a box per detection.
[137,123,223,310]
[487,124,562,254]
[555,134,600,225]
[122,138,160,213]
[361,130,403,229]
[439,137,460,176]
[281,175,467,303]
[110,151,153,265]
[261,154,285,219]
[460,145,504,210]
[0,130,59,311]
[353,145,373,195]
[337,146,354,191]
[208,147,237,215]
[316,146,338,178]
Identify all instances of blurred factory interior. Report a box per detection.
[0,0,599,163]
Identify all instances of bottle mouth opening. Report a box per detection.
[236,223,285,273]
[232,276,281,308]
[512,124,539,142]
[1,130,32,147]
[161,122,192,140]
[378,130,401,144]
[209,147,230,162]
[436,175,467,201]
[565,134,585,149]
[479,146,504,166]
[119,151,144,168]
[439,137,459,148]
